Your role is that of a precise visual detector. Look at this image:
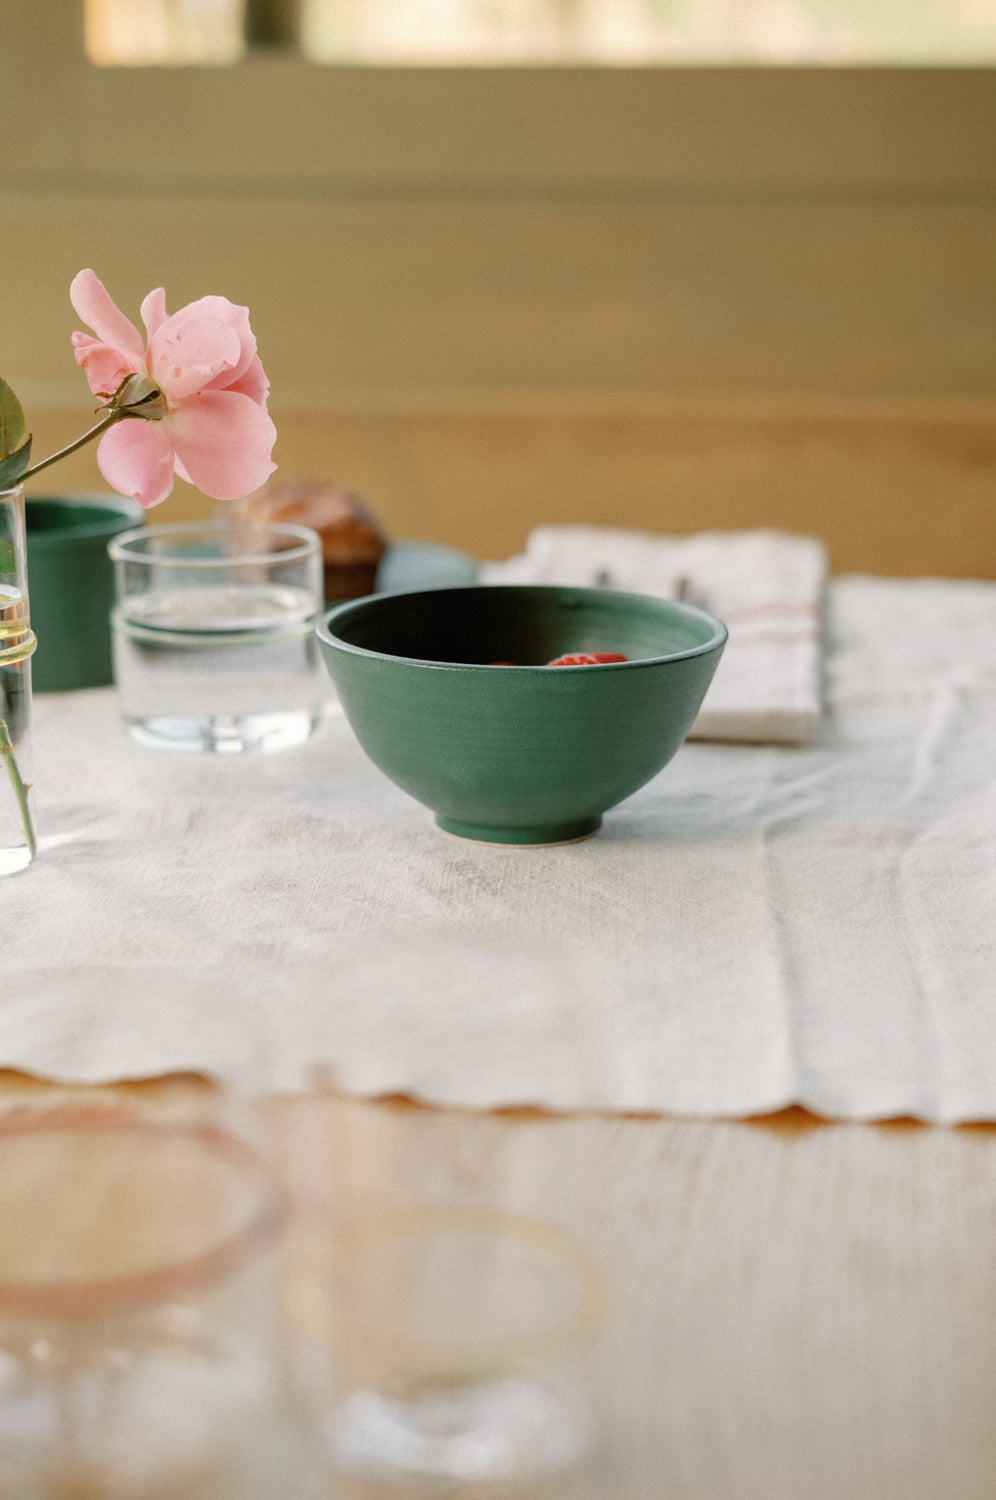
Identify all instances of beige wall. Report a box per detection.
[19,401,994,578]
[2,4,994,575]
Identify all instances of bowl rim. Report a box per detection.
[25,492,145,543]
[317,582,728,669]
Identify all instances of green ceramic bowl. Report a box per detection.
[318,584,727,845]
[26,493,144,691]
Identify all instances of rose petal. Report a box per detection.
[225,353,269,406]
[96,420,176,508]
[140,287,169,342]
[148,316,243,403]
[70,270,144,359]
[71,333,142,398]
[166,390,277,500]
[163,296,258,393]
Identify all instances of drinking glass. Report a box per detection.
[109,521,327,753]
[0,485,38,875]
[0,1088,290,1499]
[299,1205,607,1492]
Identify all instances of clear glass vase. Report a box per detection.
[0,486,37,875]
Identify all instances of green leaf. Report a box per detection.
[0,537,16,574]
[0,379,26,461]
[0,438,32,491]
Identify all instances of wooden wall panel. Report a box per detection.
[2,5,993,577]
[5,195,995,401]
[22,402,996,578]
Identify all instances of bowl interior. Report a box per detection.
[323,584,722,668]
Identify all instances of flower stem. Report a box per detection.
[22,410,124,482]
[0,717,36,859]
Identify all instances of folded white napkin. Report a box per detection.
[480,526,828,743]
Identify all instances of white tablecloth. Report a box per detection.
[3,575,994,1122]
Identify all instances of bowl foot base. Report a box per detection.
[435,815,602,847]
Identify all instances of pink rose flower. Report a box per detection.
[70,269,277,509]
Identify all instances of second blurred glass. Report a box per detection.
[298,1205,607,1493]
[109,522,327,754]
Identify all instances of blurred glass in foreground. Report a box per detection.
[0,1086,293,1499]
[292,1205,608,1493]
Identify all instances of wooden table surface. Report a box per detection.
[276,1092,996,1500]
[3,1075,995,1500]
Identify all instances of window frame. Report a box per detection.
[3,3,995,200]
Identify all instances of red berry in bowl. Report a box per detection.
[547,652,629,666]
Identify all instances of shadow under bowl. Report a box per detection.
[317,584,727,845]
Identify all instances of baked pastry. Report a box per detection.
[227,479,388,601]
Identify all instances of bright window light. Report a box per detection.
[84,0,247,65]
[300,0,996,64]
[85,0,996,65]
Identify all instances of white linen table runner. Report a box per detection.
[1,575,994,1122]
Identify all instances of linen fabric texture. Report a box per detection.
[2,574,994,1123]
